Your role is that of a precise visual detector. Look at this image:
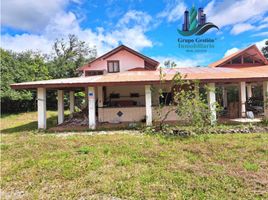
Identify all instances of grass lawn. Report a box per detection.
[1,112,268,199]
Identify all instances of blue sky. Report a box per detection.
[1,0,268,67]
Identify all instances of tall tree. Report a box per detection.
[262,40,268,59]
[1,49,50,112]
[48,34,97,78]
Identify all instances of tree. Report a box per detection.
[262,40,268,59]
[1,49,50,113]
[164,60,177,68]
[48,34,97,78]
[1,35,97,113]
[153,67,220,133]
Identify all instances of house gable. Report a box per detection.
[209,45,268,68]
[79,45,159,76]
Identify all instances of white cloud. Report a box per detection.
[264,17,268,23]
[252,31,268,37]
[230,23,254,35]
[223,38,268,57]
[1,9,154,55]
[117,10,152,30]
[224,48,239,57]
[256,23,268,30]
[205,0,268,30]
[255,38,268,50]
[1,34,53,54]
[1,0,72,32]
[157,1,186,22]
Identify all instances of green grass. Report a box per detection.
[243,161,260,172]
[1,112,268,199]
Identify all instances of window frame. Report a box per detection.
[107,60,120,73]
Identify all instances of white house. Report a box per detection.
[11,44,268,129]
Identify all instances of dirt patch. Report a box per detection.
[229,168,268,196]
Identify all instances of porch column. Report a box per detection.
[88,87,96,129]
[207,83,216,125]
[57,90,64,124]
[145,85,152,126]
[247,84,252,99]
[69,91,75,117]
[97,86,103,107]
[239,82,246,118]
[222,86,228,108]
[263,81,268,118]
[37,88,46,129]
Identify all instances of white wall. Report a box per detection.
[98,107,146,122]
[98,106,181,123]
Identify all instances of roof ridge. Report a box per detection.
[77,44,159,71]
[208,44,268,68]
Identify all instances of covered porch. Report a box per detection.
[32,80,268,130]
[10,64,268,130]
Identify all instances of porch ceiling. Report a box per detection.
[11,65,268,90]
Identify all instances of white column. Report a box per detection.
[222,86,228,108]
[88,87,96,129]
[263,81,268,118]
[37,88,46,129]
[145,85,152,126]
[69,91,75,117]
[97,86,103,107]
[57,90,64,124]
[207,83,216,125]
[239,82,246,118]
[247,84,252,99]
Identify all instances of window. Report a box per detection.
[130,93,139,97]
[110,93,120,98]
[107,61,120,73]
[85,71,103,76]
[232,56,242,64]
[244,56,253,63]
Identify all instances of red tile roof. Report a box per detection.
[11,65,268,89]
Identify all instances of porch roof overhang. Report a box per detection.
[11,65,268,90]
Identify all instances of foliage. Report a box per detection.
[153,68,221,133]
[1,49,51,112]
[47,34,97,79]
[261,118,268,126]
[164,60,177,68]
[262,40,268,59]
[173,80,219,131]
[0,34,97,113]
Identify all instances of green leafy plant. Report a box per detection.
[153,67,221,134]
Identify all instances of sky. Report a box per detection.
[1,0,268,67]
